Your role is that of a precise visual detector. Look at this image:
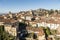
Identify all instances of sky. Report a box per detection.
[0,0,60,13]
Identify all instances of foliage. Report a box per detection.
[49,9,54,15]
[54,36,60,40]
[45,27,51,36]
[50,30,57,35]
[40,26,45,29]
[31,17,35,21]
[0,25,15,40]
[55,10,58,13]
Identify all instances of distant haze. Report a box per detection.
[0,0,60,13]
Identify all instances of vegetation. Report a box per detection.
[40,26,51,40]
[50,30,57,35]
[39,26,45,29]
[54,36,60,40]
[40,26,51,36]
[31,17,35,21]
[45,27,51,35]
[27,33,37,39]
[49,9,54,15]
[0,25,15,40]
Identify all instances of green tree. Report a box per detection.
[55,10,58,13]
[0,25,15,40]
[45,27,51,35]
[51,30,57,35]
[49,9,54,15]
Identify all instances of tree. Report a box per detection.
[45,27,51,35]
[55,10,58,14]
[51,30,57,35]
[9,11,11,14]
[49,9,54,15]
[33,33,37,39]
[0,25,15,40]
[31,17,35,21]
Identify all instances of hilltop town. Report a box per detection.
[0,9,60,40]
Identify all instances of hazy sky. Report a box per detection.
[0,0,60,13]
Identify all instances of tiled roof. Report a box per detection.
[26,27,45,36]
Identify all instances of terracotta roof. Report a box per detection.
[26,27,45,36]
[50,14,60,17]
[0,19,17,23]
[0,16,4,19]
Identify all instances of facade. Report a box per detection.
[4,22,18,36]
